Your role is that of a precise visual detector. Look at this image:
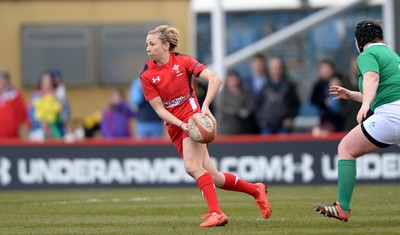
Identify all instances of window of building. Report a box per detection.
[21,24,94,86]
[98,22,162,85]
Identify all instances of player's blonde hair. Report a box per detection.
[148,25,180,51]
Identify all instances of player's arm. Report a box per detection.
[361,71,379,106]
[350,91,363,103]
[357,71,379,123]
[148,96,188,131]
[197,69,222,121]
[329,86,363,103]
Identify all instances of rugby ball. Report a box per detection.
[188,113,216,143]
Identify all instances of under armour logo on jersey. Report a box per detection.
[152,76,161,83]
[172,64,183,76]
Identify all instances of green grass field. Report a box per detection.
[0,184,399,235]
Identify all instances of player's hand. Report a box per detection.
[179,122,189,133]
[329,86,352,100]
[357,104,370,124]
[201,106,217,125]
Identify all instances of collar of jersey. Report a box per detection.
[367,43,387,48]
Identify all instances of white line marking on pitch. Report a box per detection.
[44,196,165,205]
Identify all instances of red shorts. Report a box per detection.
[167,110,201,158]
[167,124,189,158]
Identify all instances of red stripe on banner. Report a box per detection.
[0,132,347,146]
[212,133,346,144]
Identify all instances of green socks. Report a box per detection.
[337,159,356,211]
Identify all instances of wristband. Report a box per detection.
[179,122,184,129]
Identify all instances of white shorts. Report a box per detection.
[362,100,400,148]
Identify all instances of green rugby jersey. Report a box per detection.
[357,43,400,111]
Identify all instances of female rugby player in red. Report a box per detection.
[140,25,271,227]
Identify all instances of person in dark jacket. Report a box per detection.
[310,59,344,132]
[256,57,300,134]
[217,70,254,135]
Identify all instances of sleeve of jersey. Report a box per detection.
[357,53,380,75]
[186,56,207,77]
[140,75,159,101]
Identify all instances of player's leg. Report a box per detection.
[202,148,271,219]
[183,137,216,210]
[182,137,228,227]
[314,124,382,221]
[336,124,381,210]
[201,150,258,196]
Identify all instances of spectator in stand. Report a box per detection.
[340,56,362,131]
[324,74,345,131]
[101,88,136,138]
[130,77,163,139]
[255,57,300,134]
[83,111,102,138]
[0,70,27,138]
[244,54,269,98]
[50,70,71,135]
[310,59,344,132]
[216,70,254,135]
[50,70,66,101]
[27,71,70,141]
[243,54,269,134]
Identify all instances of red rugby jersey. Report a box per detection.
[140,52,206,120]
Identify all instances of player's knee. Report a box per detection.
[184,162,201,178]
[338,142,346,157]
[338,140,352,159]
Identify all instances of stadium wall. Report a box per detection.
[0,0,190,119]
[1,134,400,190]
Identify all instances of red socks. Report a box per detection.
[221,172,260,198]
[196,172,221,214]
[195,172,260,214]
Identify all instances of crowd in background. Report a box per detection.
[216,54,360,137]
[0,54,361,141]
